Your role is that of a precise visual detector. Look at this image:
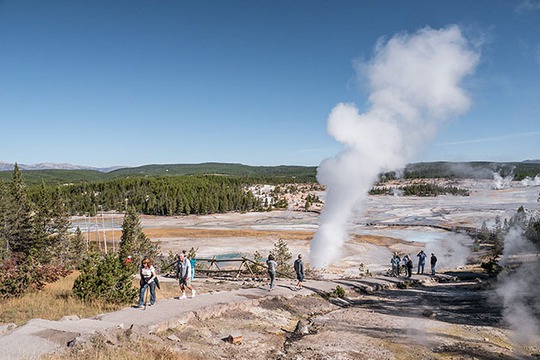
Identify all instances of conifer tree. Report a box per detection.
[32,182,53,262]
[49,189,72,266]
[70,226,87,267]
[270,238,292,274]
[0,180,9,260]
[119,207,159,263]
[6,164,35,256]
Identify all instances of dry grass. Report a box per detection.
[1,272,124,326]
[42,336,196,360]
[92,227,315,242]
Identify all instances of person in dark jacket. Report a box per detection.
[430,253,438,275]
[417,250,427,274]
[391,252,401,277]
[404,255,413,278]
[294,254,304,289]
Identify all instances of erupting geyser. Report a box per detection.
[310,26,481,268]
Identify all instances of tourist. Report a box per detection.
[182,249,196,280]
[266,254,277,291]
[176,253,195,299]
[431,253,438,275]
[404,255,413,278]
[294,254,304,289]
[417,250,427,274]
[125,255,132,265]
[138,257,156,308]
[391,252,401,277]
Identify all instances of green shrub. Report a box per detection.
[73,252,137,304]
[481,257,503,277]
[331,285,346,298]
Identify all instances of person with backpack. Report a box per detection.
[137,257,156,308]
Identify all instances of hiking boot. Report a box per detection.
[179,293,187,299]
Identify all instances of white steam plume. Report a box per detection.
[496,226,540,344]
[310,26,480,268]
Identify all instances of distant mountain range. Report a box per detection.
[0,162,123,173]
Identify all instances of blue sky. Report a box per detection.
[0,0,538,167]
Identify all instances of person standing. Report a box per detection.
[176,253,195,299]
[137,258,156,308]
[293,254,304,289]
[391,252,401,277]
[404,255,413,278]
[417,250,427,274]
[266,254,277,291]
[430,253,438,275]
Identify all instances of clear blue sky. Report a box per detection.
[0,0,538,167]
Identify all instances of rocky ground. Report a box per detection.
[92,271,539,360]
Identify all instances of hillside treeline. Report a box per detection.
[384,161,540,181]
[29,175,264,216]
[370,183,470,196]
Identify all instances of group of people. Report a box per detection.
[134,251,197,308]
[135,250,305,308]
[391,250,438,278]
[135,248,440,306]
[266,253,304,291]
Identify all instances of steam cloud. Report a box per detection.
[496,226,540,344]
[310,26,480,268]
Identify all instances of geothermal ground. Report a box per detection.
[70,179,540,359]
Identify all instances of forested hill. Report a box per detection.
[0,163,318,185]
[0,161,539,186]
[108,162,317,179]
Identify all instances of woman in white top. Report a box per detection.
[138,257,156,307]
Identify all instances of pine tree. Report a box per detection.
[270,238,292,274]
[32,182,53,263]
[119,208,159,263]
[0,180,9,260]
[6,164,35,256]
[49,189,72,266]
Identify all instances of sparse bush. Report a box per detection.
[330,285,346,298]
[248,250,265,275]
[358,263,372,277]
[0,253,70,299]
[269,238,293,275]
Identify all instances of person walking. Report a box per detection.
[137,258,156,308]
[266,254,277,291]
[417,250,427,274]
[430,253,438,275]
[293,254,304,289]
[391,252,401,277]
[176,253,195,299]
